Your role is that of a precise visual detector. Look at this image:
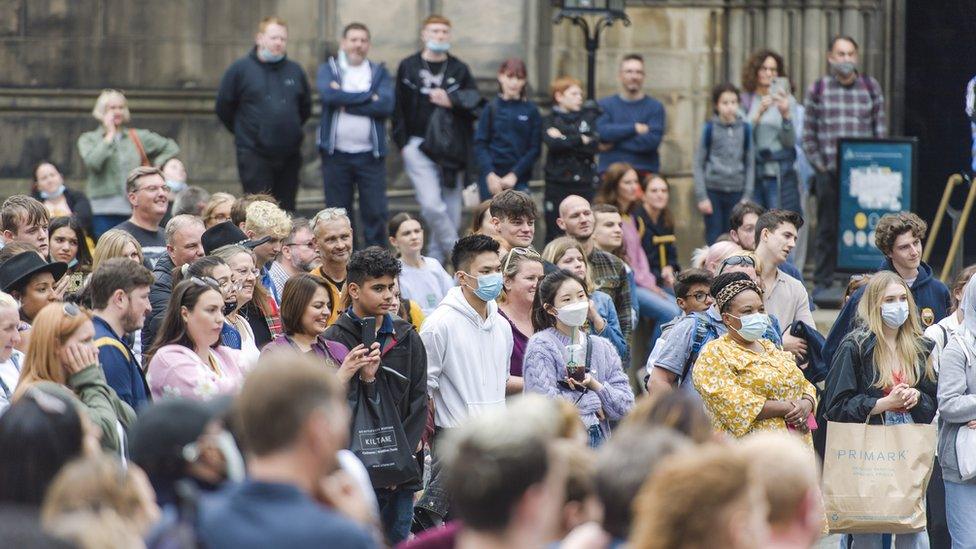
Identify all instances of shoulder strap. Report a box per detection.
[95,336,133,363]
[742,122,751,161]
[680,314,714,382]
[703,121,713,163]
[584,335,594,371]
[938,324,950,347]
[127,129,151,167]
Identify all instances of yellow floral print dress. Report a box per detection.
[692,334,817,444]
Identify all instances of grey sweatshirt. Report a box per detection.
[692,116,755,202]
[937,332,976,484]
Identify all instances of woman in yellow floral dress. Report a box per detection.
[693,272,816,443]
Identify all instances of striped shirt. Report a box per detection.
[801,74,886,173]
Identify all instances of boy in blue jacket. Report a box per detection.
[823,212,951,369]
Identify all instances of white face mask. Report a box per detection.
[555,301,589,328]
[881,301,909,329]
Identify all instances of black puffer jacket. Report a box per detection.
[542,105,601,192]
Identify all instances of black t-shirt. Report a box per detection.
[114,220,167,267]
[407,59,446,138]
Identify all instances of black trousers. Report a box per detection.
[812,170,838,288]
[236,148,302,212]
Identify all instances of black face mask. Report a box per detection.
[223,300,238,316]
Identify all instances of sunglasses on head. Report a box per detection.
[190,276,220,290]
[719,255,756,271]
[502,247,541,273]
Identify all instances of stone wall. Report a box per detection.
[0,0,899,264]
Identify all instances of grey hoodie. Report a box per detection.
[937,331,976,484]
[692,115,755,202]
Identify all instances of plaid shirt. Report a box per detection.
[801,74,886,173]
[264,295,284,339]
[588,248,633,344]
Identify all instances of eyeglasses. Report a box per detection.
[136,184,167,194]
[284,241,316,251]
[16,322,30,333]
[719,255,756,272]
[25,387,67,415]
[682,291,710,304]
[233,268,261,278]
[502,247,541,273]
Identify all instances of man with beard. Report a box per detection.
[114,167,171,266]
[596,54,665,177]
[268,218,319,300]
[311,208,353,325]
[91,258,155,409]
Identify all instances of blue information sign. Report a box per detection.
[836,138,917,272]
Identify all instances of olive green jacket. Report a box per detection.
[77,127,179,200]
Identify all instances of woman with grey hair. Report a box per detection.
[77,89,180,238]
[937,276,976,546]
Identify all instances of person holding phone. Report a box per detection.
[323,246,427,546]
[522,269,634,448]
[742,50,801,214]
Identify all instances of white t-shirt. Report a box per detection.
[335,62,374,153]
[0,351,23,415]
[399,257,455,315]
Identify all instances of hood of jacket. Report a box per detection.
[440,286,499,331]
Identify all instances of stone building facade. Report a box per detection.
[0,0,903,262]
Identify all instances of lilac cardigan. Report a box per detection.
[522,328,634,428]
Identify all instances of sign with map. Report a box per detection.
[836,138,918,272]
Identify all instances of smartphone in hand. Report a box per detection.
[361,316,377,348]
[771,77,791,96]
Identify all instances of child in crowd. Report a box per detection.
[542,76,600,243]
[693,83,755,244]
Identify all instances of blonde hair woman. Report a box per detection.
[91,229,143,271]
[822,270,936,548]
[543,237,627,360]
[202,192,235,229]
[13,302,135,453]
[77,89,180,238]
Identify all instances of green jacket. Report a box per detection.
[77,127,179,200]
[34,365,136,453]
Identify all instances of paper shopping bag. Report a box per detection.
[821,421,936,534]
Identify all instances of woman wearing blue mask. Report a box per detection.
[31,161,93,238]
[822,270,936,549]
[523,270,634,447]
[693,271,816,444]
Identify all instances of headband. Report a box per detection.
[715,279,761,311]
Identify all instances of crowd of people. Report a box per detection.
[1,10,973,549]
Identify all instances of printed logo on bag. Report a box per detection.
[835,449,907,461]
[358,426,398,455]
[920,308,934,326]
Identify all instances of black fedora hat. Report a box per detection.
[201,221,272,255]
[0,251,68,293]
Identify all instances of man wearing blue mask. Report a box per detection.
[316,23,394,248]
[392,14,481,263]
[216,16,311,213]
[417,234,513,528]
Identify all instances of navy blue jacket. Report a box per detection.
[316,57,395,158]
[94,316,149,410]
[473,97,542,184]
[216,49,312,157]
[199,480,375,549]
[596,94,666,173]
[823,260,951,369]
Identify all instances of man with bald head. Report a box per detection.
[556,195,632,344]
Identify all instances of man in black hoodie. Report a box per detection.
[323,246,428,546]
[392,14,480,263]
[216,16,312,212]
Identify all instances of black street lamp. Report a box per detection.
[551,0,631,100]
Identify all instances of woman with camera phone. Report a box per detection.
[522,270,634,447]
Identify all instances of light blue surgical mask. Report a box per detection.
[463,272,503,302]
[165,179,187,193]
[39,185,65,200]
[258,48,284,63]
[881,301,909,329]
[727,312,769,342]
[425,40,450,54]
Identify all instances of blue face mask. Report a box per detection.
[425,40,450,53]
[165,179,187,193]
[727,312,769,342]
[39,185,65,200]
[463,272,503,302]
[258,48,284,63]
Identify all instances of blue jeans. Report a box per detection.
[322,151,389,248]
[841,533,928,549]
[704,189,742,244]
[92,215,129,240]
[754,175,801,213]
[945,480,976,547]
[634,286,681,343]
[376,486,414,545]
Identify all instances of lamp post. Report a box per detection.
[551,0,631,100]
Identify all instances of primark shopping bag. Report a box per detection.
[822,421,937,534]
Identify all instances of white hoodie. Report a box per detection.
[421,286,513,429]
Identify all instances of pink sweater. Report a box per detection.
[147,345,245,401]
[621,213,657,290]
